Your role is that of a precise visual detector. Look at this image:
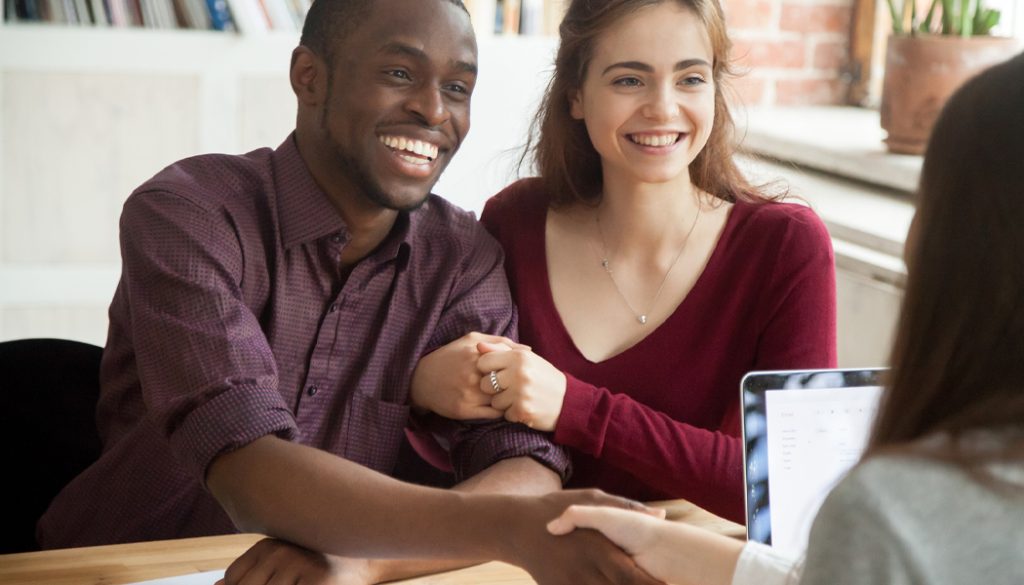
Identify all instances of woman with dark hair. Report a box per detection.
[412,0,836,524]
[546,51,1024,585]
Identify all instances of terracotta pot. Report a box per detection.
[880,34,1021,155]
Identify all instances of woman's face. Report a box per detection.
[570,1,716,189]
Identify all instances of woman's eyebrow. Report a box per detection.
[601,58,711,76]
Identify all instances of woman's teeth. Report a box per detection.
[629,133,680,147]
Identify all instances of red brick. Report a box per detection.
[731,38,807,70]
[726,75,770,107]
[722,0,775,32]
[775,77,846,105]
[812,39,848,71]
[780,3,852,34]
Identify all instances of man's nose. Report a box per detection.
[406,84,450,127]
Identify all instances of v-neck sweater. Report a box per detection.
[481,178,837,523]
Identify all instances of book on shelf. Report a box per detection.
[174,0,211,29]
[1,0,298,31]
[90,0,108,24]
[543,0,564,35]
[519,0,542,35]
[224,0,268,33]
[502,0,519,34]
[260,0,294,31]
[205,0,234,30]
[483,0,564,37]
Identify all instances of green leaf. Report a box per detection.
[887,0,904,33]
[960,0,974,37]
[919,0,940,33]
[974,8,1001,35]
[941,0,956,34]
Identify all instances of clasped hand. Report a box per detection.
[410,332,568,431]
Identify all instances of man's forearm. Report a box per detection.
[367,456,562,582]
[208,436,515,561]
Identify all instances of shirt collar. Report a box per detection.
[272,133,419,263]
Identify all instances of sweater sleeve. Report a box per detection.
[554,204,836,523]
[555,373,746,522]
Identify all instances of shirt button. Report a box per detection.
[330,234,343,244]
[329,303,339,313]
[306,385,318,396]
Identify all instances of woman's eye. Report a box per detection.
[613,77,642,87]
[680,75,707,86]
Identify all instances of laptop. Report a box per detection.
[741,368,886,554]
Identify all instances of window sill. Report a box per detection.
[736,106,916,288]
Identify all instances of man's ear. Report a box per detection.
[290,46,325,106]
[569,89,584,120]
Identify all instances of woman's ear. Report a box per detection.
[569,89,585,120]
[290,46,325,107]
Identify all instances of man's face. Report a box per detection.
[318,0,477,212]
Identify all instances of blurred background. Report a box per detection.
[1,0,1022,365]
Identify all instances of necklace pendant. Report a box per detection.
[638,315,647,325]
[601,259,610,270]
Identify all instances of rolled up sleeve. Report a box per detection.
[120,189,297,482]
[427,223,571,482]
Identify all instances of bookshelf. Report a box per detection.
[3,0,567,35]
[0,3,562,344]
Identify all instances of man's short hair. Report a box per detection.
[300,0,470,66]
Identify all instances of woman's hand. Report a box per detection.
[477,342,568,432]
[410,332,527,420]
[547,505,743,585]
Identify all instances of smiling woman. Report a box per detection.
[410,0,837,524]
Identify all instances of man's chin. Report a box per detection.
[363,184,434,212]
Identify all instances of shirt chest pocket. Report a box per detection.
[337,393,410,475]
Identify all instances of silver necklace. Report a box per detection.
[594,202,702,325]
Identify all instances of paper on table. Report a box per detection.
[127,569,225,585]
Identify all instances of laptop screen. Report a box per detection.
[741,368,886,554]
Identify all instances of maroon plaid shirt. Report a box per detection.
[38,135,569,548]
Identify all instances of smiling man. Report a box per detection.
[34,1,660,584]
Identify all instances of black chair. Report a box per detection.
[0,338,103,553]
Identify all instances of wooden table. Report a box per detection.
[0,500,744,585]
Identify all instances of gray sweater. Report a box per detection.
[734,443,1024,585]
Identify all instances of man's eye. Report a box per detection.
[387,70,412,80]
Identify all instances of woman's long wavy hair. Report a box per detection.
[866,52,1024,469]
[525,0,770,207]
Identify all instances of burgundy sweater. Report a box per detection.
[481,178,837,523]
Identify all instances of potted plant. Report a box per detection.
[880,0,1020,155]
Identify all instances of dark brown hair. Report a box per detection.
[526,0,767,207]
[866,52,1024,465]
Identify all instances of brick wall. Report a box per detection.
[723,0,855,106]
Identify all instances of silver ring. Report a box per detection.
[489,370,502,394]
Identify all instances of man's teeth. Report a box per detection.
[630,133,680,147]
[379,135,439,162]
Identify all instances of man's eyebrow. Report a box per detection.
[379,41,477,76]
[601,58,712,76]
[381,41,428,60]
[451,59,478,76]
